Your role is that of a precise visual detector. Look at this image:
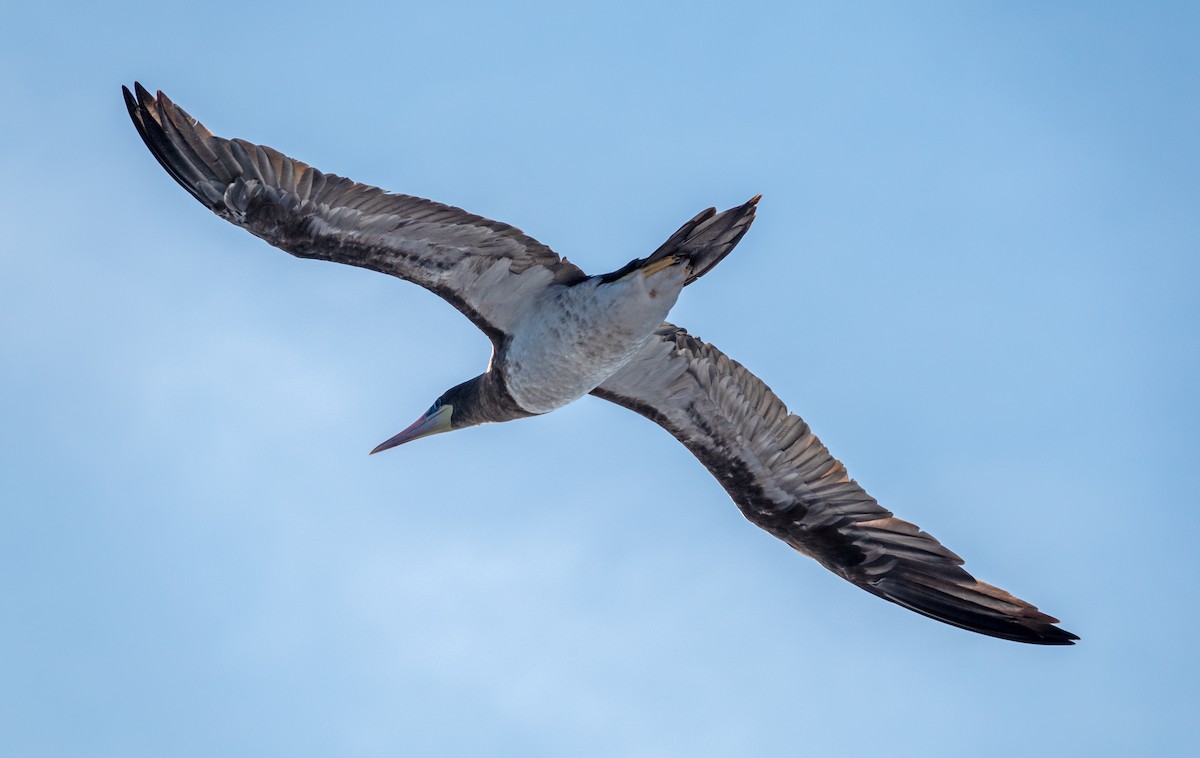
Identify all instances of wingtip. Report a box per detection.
[121,84,136,113]
[1037,623,1080,645]
[1027,631,1079,646]
[858,569,1081,646]
[133,81,153,105]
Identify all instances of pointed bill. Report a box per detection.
[370,405,454,455]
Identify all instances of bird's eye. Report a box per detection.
[430,399,443,413]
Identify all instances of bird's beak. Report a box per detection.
[370,404,454,455]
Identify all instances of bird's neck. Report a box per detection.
[451,371,538,429]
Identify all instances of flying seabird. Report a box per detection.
[123,83,1077,645]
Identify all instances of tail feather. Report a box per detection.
[676,194,760,285]
[601,196,760,285]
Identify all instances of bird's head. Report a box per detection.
[369,377,484,455]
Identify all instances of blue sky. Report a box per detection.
[3,1,1198,755]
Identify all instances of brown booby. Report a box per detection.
[124,83,1077,645]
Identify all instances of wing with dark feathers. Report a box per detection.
[124,83,588,343]
[593,324,1077,645]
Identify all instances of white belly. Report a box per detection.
[503,266,685,414]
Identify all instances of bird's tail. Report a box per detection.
[602,196,760,286]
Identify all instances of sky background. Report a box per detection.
[2,2,1198,756]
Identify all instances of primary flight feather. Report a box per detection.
[124,82,1076,645]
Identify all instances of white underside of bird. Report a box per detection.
[504,262,687,414]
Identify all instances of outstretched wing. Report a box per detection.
[124,83,587,343]
[593,324,1077,645]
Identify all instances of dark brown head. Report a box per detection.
[369,376,487,455]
